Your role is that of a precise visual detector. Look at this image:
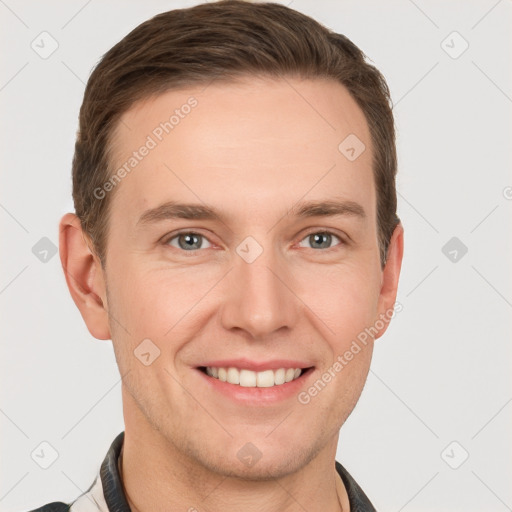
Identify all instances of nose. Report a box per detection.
[220,245,299,339]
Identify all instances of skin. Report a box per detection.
[59,76,403,512]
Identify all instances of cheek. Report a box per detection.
[111,262,216,339]
[107,245,382,350]
[295,262,381,342]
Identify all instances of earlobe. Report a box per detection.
[374,222,404,340]
[59,213,111,340]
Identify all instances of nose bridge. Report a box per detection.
[220,238,298,337]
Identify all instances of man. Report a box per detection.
[31,0,403,510]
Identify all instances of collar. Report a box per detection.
[69,431,376,512]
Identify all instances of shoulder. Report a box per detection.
[25,502,70,512]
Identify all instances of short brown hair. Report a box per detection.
[72,0,400,268]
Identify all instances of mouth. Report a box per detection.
[197,365,315,388]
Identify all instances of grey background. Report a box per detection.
[1,0,511,510]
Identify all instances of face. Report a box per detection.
[80,77,402,479]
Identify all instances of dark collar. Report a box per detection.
[100,431,376,511]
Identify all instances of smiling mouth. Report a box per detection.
[197,366,314,388]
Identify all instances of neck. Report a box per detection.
[119,388,350,512]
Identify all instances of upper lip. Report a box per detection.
[196,359,314,372]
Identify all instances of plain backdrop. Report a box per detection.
[1,1,511,511]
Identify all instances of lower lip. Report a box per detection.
[194,367,315,405]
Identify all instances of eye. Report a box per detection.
[297,230,344,250]
[162,229,345,255]
[164,231,212,252]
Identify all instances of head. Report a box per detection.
[60,0,403,479]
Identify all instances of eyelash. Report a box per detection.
[161,228,347,256]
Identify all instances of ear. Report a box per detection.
[374,222,404,340]
[59,213,111,340]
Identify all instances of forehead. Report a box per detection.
[107,76,375,228]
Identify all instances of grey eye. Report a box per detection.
[167,232,212,251]
[298,232,342,250]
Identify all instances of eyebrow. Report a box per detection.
[136,198,366,227]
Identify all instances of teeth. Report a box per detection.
[205,366,304,387]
